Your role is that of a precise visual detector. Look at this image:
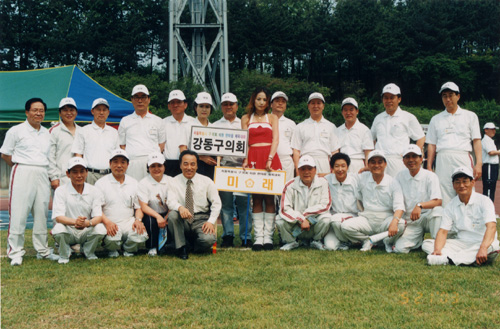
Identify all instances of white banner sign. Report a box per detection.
[189,126,248,157]
[214,166,287,196]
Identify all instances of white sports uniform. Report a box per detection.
[277,176,332,244]
[276,115,296,181]
[426,106,481,205]
[163,114,195,160]
[51,183,107,260]
[422,192,499,265]
[291,117,338,174]
[393,168,442,253]
[341,171,405,247]
[118,112,165,181]
[0,120,53,260]
[324,173,360,249]
[48,121,81,186]
[336,119,374,174]
[371,107,425,177]
[71,121,119,184]
[95,174,148,252]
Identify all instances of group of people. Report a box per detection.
[1,81,498,267]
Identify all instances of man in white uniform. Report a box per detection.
[72,98,119,184]
[392,145,442,253]
[1,98,59,265]
[335,97,374,174]
[426,82,482,206]
[95,149,148,257]
[118,84,165,181]
[167,150,221,260]
[270,91,296,181]
[277,155,332,251]
[212,93,253,248]
[49,97,81,189]
[324,153,361,250]
[371,83,425,177]
[481,122,499,203]
[341,150,406,252]
[291,92,338,176]
[51,157,107,264]
[163,89,195,177]
[423,167,499,266]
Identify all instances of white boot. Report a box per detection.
[252,212,264,246]
[263,212,275,245]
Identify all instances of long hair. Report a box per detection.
[245,87,270,116]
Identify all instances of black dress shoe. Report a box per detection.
[221,236,234,248]
[176,246,189,260]
[263,243,273,251]
[252,243,263,251]
[241,240,253,248]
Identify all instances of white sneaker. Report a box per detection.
[280,241,299,251]
[383,238,394,253]
[10,257,22,266]
[123,251,134,257]
[360,239,373,252]
[311,240,326,251]
[108,251,120,258]
[37,252,60,261]
[338,242,350,251]
[58,258,70,264]
[70,244,81,254]
[85,253,98,260]
[427,255,449,266]
[148,248,157,256]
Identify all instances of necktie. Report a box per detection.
[185,179,194,223]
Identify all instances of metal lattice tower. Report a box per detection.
[169,0,229,107]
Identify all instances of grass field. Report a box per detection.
[2,228,500,329]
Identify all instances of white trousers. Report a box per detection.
[279,154,295,182]
[103,217,148,252]
[7,164,51,259]
[310,155,330,175]
[422,238,499,265]
[52,223,107,259]
[127,156,148,182]
[341,211,405,246]
[436,150,473,206]
[393,208,443,253]
[324,213,355,250]
[348,159,365,175]
[385,155,405,178]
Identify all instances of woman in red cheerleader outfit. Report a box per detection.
[241,87,281,251]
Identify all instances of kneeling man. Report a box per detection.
[52,157,107,264]
[422,167,499,266]
[167,150,221,260]
[95,149,148,257]
[277,155,332,251]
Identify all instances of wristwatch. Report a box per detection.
[88,219,93,227]
[417,203,423,209]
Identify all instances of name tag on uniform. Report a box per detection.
[320,131,329,138]
[444,127,455,134]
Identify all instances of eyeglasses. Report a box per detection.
[29,109,45,114]
[132,95,149,101]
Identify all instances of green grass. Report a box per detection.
[2,228,500,329]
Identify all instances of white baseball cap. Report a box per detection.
[109,148,129,161]
[221,92,238,103]
[484,122,498,129]
[402,144,422,157]
[308,92,325,103]
[67,157,87,170]
[168,90,186,102]
[91,98,109,109]
[439,82,460,94]
[59,97,77,109]
[381,83,401,96]
[298,155,316,168]
[271,91,288,102]
[367,150,386,161]
[341,97,358,110]
[451,166,473,180]
[132,84,149,96]
[194,92,213,106]
[147,152,165,167]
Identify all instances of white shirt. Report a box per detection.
[52,182,103,220]
[0,120,50,166]
[394,168,441,219]
[192,117,213,127]
[95,174,139,224]
[441,192,498,243]
[48,121,81,180]
[426,106,481,152]
[291,116,338,157]
[371,107,425,156]
[163,114,195,160]
[167,173,221,225]
[482,134,499,164]
[137,174,173,214]
[358,171,405,213]
[336,119,374,159]
[118,112,165,159]
[325,173,360,215]
[71,121,119,170]
[276,115,296,156]
[212,116,245,166]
